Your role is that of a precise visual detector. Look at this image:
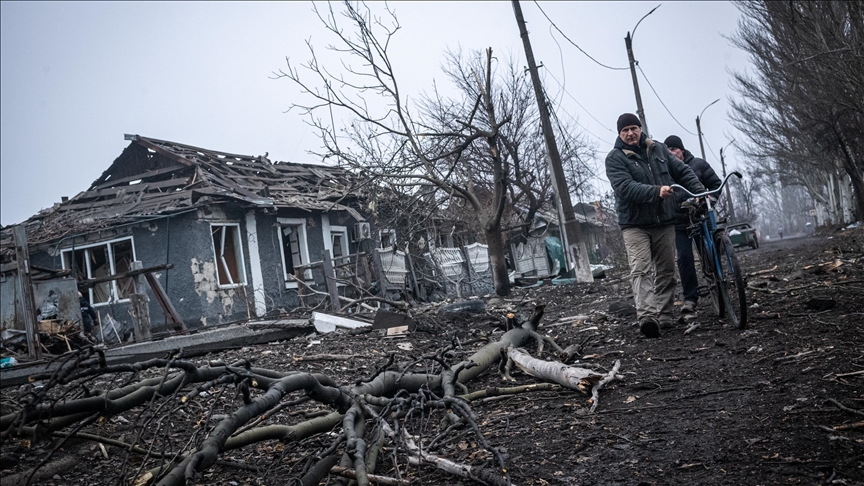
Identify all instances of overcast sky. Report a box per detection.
[1,1,751,226]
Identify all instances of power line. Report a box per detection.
[532,0,629,71]
[547,22,567,108]
[548,93,614,148]
[635,64,697,136]
[701,133,721,163]
[542,68,615,133]
[542,85,614,149]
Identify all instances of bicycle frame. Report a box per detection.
[673,171,745,323]
[672,173,742,281]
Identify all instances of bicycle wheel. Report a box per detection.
[694,237,723,317]
[715,232,748,328]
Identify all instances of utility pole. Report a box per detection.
[625,33,649,137]
[696,99,719,161]
[512,0,593,282]
[696,116,707,160]
[13,225,41,359]
[720,146,737,223]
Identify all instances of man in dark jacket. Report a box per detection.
[664,135,722,314]
[605,114,706,338]
[79,292,98,335]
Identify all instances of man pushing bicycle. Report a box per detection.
[604,114,707,339]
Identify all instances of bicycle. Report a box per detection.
[672,172,748,329]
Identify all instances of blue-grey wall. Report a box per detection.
[26,204,361,332]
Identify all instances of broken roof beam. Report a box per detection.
[72,178,191,203]
[77,263,173,289]
[134,138,197,167]
[92,164,190,191]
[138,135,260,162]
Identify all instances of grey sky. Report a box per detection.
[1,1,750,226]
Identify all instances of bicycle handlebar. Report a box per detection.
[671,171,742,199]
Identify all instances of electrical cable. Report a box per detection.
[541,85,614,148]
[636,64,697,136]
[543,68,615,133]
[701,133,721,163]
[532,0,629,71]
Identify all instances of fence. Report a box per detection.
[287,243,494,314]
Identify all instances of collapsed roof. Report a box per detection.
[2,135,363,250]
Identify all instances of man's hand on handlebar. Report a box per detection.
[659,185,674,198]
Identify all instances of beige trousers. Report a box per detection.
[622,225,677,321]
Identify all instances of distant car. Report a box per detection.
[727,223,759,249]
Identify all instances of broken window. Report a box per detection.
[61,237,137,305]
[211,224,246,287]
[329,225,350,280]
[112,240,135,298]
[330,226,349,264]
[277,218,310,288]
[379,229,397,249]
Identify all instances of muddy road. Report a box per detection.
[1,227,861,486]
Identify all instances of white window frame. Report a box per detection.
[61,236,137,307]
[277,217,312,289]
[328,225,350,286]
[210,223,247,289]
[329,225,349,262]
[379,228,397,249]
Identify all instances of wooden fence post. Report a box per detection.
[128,261,151,341]
[321,251,341,312]
[371,248,388,299]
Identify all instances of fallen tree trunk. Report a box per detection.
[507,347,604,393]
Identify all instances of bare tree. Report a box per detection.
[729,1,864,224]
[276,2,517,294]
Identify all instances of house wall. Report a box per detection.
[0,271,16,331]
[24,205,361,333]
[252,208,358,313]
[27,207,255,332]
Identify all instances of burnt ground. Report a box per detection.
[1,227,862,486]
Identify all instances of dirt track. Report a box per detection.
[1,227,862,485]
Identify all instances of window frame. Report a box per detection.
[60,236,137,307]
[277,218,312,289]
[379,228,397,249]
[209,223,248,289]
[329,225,349,263]
[328,225,350,285]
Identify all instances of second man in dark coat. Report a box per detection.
[663,135,722,314]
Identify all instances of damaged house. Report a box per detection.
[1,135,369,335]
[508,202,614,278]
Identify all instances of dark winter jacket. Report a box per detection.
[673,149,722,225]
[605,134,706,228]
[80,297,97,333]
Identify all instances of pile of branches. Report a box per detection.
[1,304,620,486]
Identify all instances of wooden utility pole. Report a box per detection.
[720,147,737,223]
[12,225,41,359]
[625,33,649,137]
[696,117,707,160]
[696,99,719,162]
[512,0,593,282]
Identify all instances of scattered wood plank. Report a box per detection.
[329,465,410,486]
[292,354,355,362]
[747,265,778,277]
[77,263,173,289]
[835,370,864,378]
[312,312,372,334]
